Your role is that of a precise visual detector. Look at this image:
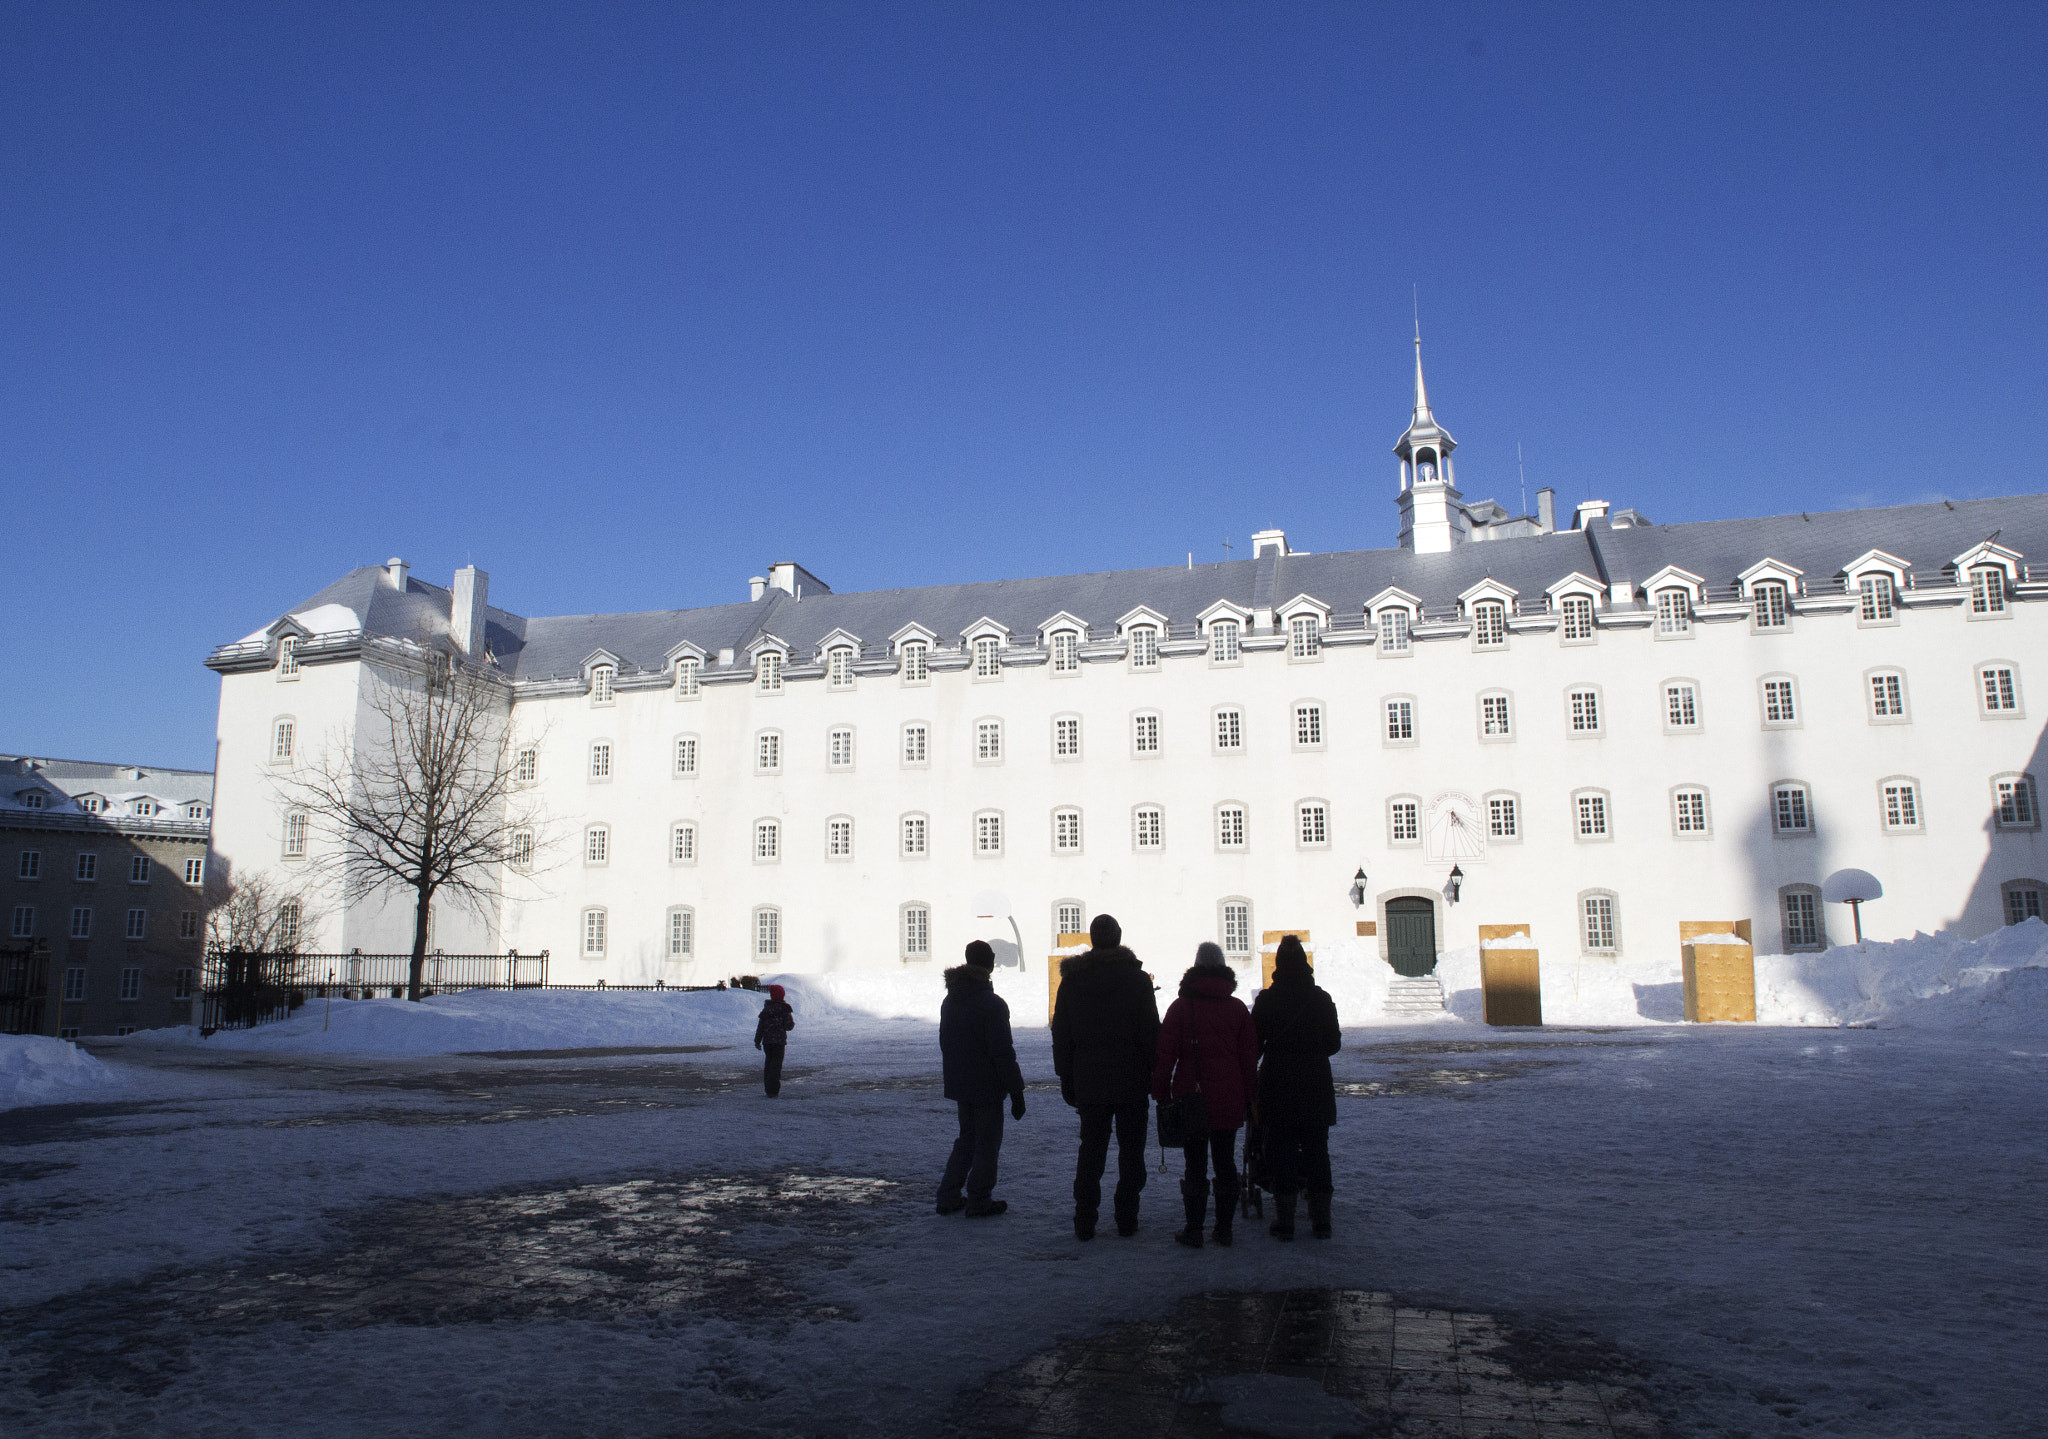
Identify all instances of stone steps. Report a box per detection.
[1383,975,1445,1017]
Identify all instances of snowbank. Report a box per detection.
[0,1034,122,1110]
[136,987,765,1055]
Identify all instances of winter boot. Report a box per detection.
[1268,1191,1297,1241]
[1074,1213,1096,1241]
[1174,1179,1208,1248]
[1212,1177,1239,1246]
[1113,1198,1139,1237]
[964,1198,1009,1218]
[1307,1189,1332,1239]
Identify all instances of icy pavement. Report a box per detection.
[0,1021,2042,1437]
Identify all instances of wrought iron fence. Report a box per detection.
[2,941,50,1036]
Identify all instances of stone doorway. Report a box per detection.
[1385,897,1438,977]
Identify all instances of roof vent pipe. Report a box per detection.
[386,557,410,590]
[1536,488,1556,534]
[749,576,768,602]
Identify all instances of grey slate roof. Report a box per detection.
[255,494,2047,683]
[1,756,214,806]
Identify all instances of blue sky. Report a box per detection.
[3,2,2043,769]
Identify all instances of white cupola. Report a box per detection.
[1393,333,1469,554]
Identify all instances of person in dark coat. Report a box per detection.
[753,984,794,1097]
[1251,935,1341,1238]
[1151,942,1258,1248]
[1051,913,1160,1240]
[936,940,1027,1217]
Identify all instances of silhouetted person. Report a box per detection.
[1251,935,1341,1239]
[1153,942,1258,1247]
[937,940,1026,1217]
[753,983,794,1096]
[1052,913,1159,1240]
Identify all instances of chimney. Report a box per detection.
[749,576,768,602]
[451,566,489,658]
[385,556,410,589]
[1250,529,1290,559]
[1573,500,1610,530]
[767,562,833,598]
[1536,488,1556,533]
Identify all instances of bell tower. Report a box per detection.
[1393,332,1468,553]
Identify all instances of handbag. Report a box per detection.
[1155,1018,1208,1148]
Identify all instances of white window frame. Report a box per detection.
[1478,691,1513,742]
[1052,807,1084,856]
[974,810,1005,857]
[76,852,98,882]
[1377,607,1412,655]
[582,908,607,957]
[1128,625,1161,671]
[1214,803,1248,853]
[1471,600,1507,650]
[2001,880,2045,927]
[670,821,698,865]
[1771,782,1815,836]
[1052,714,1083,762]
[178,911,198,939]
[1288,614,1322,661]
[1388,795,1421,847]
[1969,565,2009,618]
[900,902,931,962]
[975,718,1005,765]
[18,850,40,880]
[827,645,856,690]
[901,722,930,768]
[1857,573,1897,626]
[1671,786,1712,838]
[1573,789,1612,842]
[282,813,308,860]
[589,740,612,781]
[754,819,781,862]
[674,735,699,777]
[674,657,700,699]
[900,813,929,858]
[183,857,204,885]
[1132,804,1164,852]
[591,664,615,705]
[1559,593,1597,644]
[1485,792,1520,842]
[1663,680,1700,733]
[1212,706,1244,754]
[1567,686,1603,736]
[1295,799,1330,850]
[1054,900,1086,943]
[1220,898,1253,959]
[1750,581,1790,632]
[271,717,296,765]
[1209,618,1242,666]
[584,824,610,865]
[1050,629,1081,675]
[1760,675,1800,729]
[1383,696,1416,747]
[753,906,781,960]
[1294,701,1326,751]
[1780,886,1825,952]
[826,815,854,861]
[515,746,538,783]
[129,855,150,884]
[755,730,783,774]
[756,650,784,694]
[1977,663,2024,719]
[508,829,535,868]
[827,726,856,770]
[1654,587,1693,637]
[900,640,930,685]
[1579,890,1620,956]
[1130,711,1160,758]
[277,634,300,679]
[1878,777,1923,834]
[1866,669,1910,725]
[667,906,695,959]
[1993,773,2039,831]
[973,635,1003,680]
[124,909,147,941]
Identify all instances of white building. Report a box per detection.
[206,347,2048,992]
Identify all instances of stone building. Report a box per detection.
[1,756,212,1037]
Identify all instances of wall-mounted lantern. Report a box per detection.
[1446,864,1464,905]
[1348,867,1369,908]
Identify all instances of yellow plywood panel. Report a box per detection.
[1260,929,1310,989]
[1679,920,1753,946]
[1047,934,1091,1024]
[1681,921,1757,1023]
[1480,946,1542,1027]
[1479,924,1532,943]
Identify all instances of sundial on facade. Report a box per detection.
[1425,791,1485,866]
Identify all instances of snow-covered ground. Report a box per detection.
[2,928,2043,1438]
[0,1034,123,1110]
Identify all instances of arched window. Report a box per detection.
[282,811,309,859]
[1478,691,1512,740]
[900,641,929,684]
[1214,803,1247,851]
[1472,600,1507,649]
[2002,880,2044,926]
[753,906,780,960]
[901,722,929,767]
[756,651,783,693]
[828,646,856,690]
[589,741,612,780]
[1209,619,1241,665]
[584,825,609,864]
[674,657,700,698]
[670,822,697,864]
[1378,608,1411,654]
[1054,901,1086,942]
[1663,680,1700,731]
[1295,800,1329,849]
[1573,790,1612,840]
[827,727,855,769]
[1751,582,1789,630]
[1993,773,2039,829]
[1219,898,1253,959]
[591,664,615,705]
[1484,792,1520,841]
[826,816,853,860]
[1052,808,1083,854]
[1771,781,1814,835]
[754,819,780,861]
[1878,778,1921,833]
[674,735,698,776]
[974,811,1004,855]
[1780,886,1824,951]
[973,636,1002,678]
[1857,574,1895,623]
[755,730,782,773]
[271,717,296,764]
[1387,796,1421,846]
[1293,701,1325,750]
[1132,804,1163,851]
[1288,614,1321,659]
[1050,630,1080,674]
[582,908,608,957]
[1671,786,1710,837]
[277,635,299,679]
[1655,588,1692,636]
[900,902,931,962]
[667,907,695,958]
[1130,712,1159,756]
[1052,714,1082,760]
[1866,670,1909,723]
[1560,594,1596,643]
[900,813,928,857]
[1970,566,2008,616]
[1578,891,1620,955]
[1128,625,1160,670]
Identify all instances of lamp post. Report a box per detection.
[1446,865,1464,905]
[1348,867,1369,908]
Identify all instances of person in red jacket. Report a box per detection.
[1151,941,1259,1247]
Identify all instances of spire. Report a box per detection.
[1412,331,1433,425]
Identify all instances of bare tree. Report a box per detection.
[280,647,549,1001]
[203,868,320,955]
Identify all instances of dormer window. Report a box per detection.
[1210,620,1241,664]
[1655,588,1692,636]
[132,800,158,818]
[902,641,929,684]
[828,646,855,690]
[1051,630,1079,674]
[80,796,104,814]
[1129,626,1160,670]
[1561,594,1596,642]
[184,803,207,820]
[1378,609,1411,654]
[21,791,45,810]
[591,665,615,705]
[1752,582,1788,630]
[1970,566,2007,616]
[1858,574,1895,623]
[973,636,1001,679]
[1288,615,1320,659]
[757,651,784,693]
[675,658,700,698]
[1472,601,1506,649]
[278,635,299,679]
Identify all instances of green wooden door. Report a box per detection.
[1386,898,1438,977]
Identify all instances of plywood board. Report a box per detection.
[1682,943,1757,1023]
[1480,948,1542,1026]
[1260,929,1310,989]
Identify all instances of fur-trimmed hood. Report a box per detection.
[944,964,995,992]
[1060,944,1142,980]
[1177,965,1239,999]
